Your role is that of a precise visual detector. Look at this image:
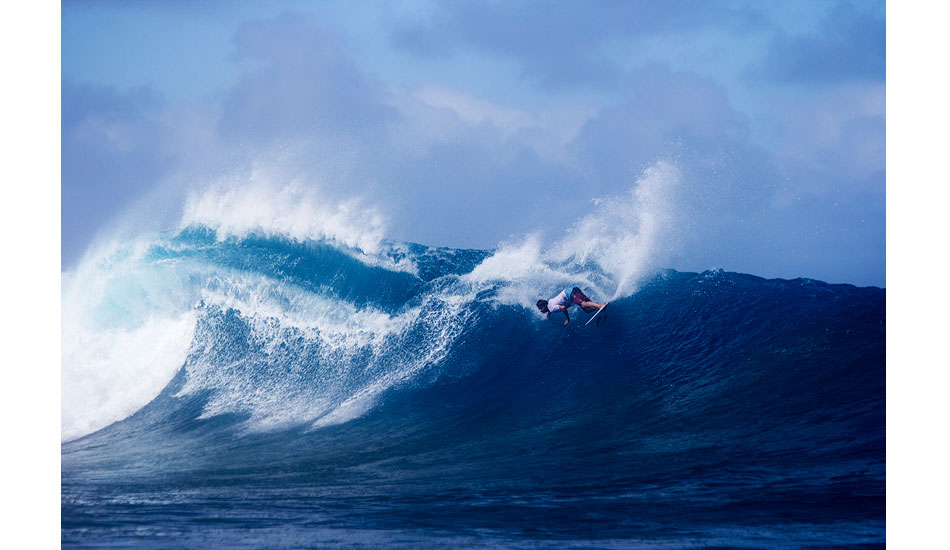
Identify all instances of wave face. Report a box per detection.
[61,227,884,548]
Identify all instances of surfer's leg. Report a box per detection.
[572,288,601,312]
[580,301,604,313]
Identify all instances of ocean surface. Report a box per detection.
[61,224,885,549]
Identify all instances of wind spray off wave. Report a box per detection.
[466,160,682,306]
[181,178,389,257]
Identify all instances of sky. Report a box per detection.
[11,2,946,542]
[61,0,886,286]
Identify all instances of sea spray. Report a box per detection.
[182,176,387,256]
[465,160,682,306]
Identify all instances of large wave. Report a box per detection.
[61,161,683,442]
[62,159,884,547]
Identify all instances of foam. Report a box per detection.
[176,274,474,434]
[312,291,473,429]
[465,160,682,307]
[61,240,199,442]
[464,233,585,306]
[61,313,197,442]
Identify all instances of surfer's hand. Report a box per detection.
[564,320,569,326]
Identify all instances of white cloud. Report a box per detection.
[413,83,535,135]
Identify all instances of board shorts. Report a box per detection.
[570,287,589,306]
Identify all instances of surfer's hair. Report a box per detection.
[536,299,549,313]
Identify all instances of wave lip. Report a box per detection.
[182,180,387,255]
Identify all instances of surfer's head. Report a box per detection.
[536,299,550,314]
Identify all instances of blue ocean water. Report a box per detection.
[61,227,885,549]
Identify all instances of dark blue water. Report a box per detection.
[62,229,885,548]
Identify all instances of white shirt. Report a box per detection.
[547,288,572,310]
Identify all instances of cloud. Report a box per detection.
[61,82,174,265]
[758,1,885,84]
[764,81,885,205]
[390,0,761,88]
[572,66,751,185]
[219,12,398,143]
[413,84,535,137]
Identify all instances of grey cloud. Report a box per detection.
[573,66,751,184]
[390,0,761,89]
[61,82,174,266]
[219,13,398,143]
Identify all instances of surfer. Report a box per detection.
[536,287,605,326]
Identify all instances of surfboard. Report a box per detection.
[584,303,608,327]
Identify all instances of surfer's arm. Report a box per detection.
[559,306,569,325]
